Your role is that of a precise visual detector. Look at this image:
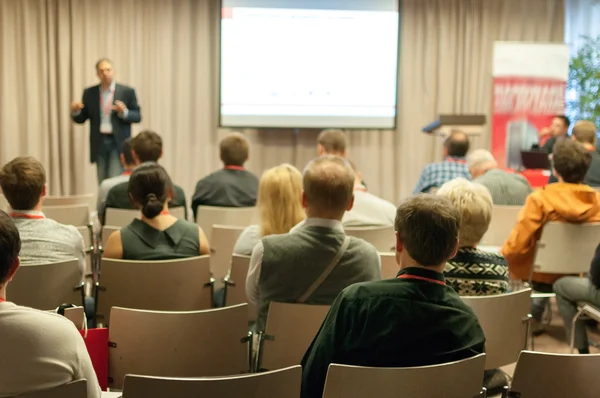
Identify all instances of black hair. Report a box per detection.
[128,163,173,219]
[555,115,571,129]
[444,131,470,157]
[0,211,21,284]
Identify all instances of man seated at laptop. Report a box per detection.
[102,130,188,223]
[300,195,485,398]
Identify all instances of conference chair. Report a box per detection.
[195,206,257,241]
[7,380,87,398]
[379,252,399,279]
[44,306,85,329]
[43,193,94,208]
[7,259,84,310]
[321,354,487,398]
[345,226,395,251]
[42,204,90,227]
[462,288,532,370]
[100,225,120,248]
[76,224,95,279]
[255,302,330,372]
[104,206,187,228]
[509,351,600,398]
[122,365,301,398]
[570,303,600,353]
[210,225,246,289]
[224,254,256,323]
[0,193,8,212]
[95,256,212,325]
[480,205,521,246]
[108,304,250,390]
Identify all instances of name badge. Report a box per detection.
[100,122,112,134]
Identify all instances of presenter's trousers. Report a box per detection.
[96,134,124,183]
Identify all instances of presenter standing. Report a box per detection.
[71,59,142,183]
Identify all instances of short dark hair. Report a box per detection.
[444,131,470,157]
[220,133,249,166]
[95,58,113,70]
[0,156,46,210]
[128,163,173,219]
[0,211,21,285]
[122,138,135,165]
[394,195,461,266]
[552,138,591,183]
[317,129,347,155]
[555,115,571,129]
[132,130,163,163]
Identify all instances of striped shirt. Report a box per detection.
[474,168,532,206]
[413,157,471,194]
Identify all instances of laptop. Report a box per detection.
[521,150,550,170]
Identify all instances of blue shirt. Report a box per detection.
[413,157,471,194]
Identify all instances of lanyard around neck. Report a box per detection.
[10,213,44,219]
[397,273,446,286]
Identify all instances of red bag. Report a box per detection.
[79,328,109,391]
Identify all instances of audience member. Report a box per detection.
[103,130,188,222]
[300,195,485,398]
[191,132,259,220]
[246,156,381,331]
[317,129,347,157]
[97,137,135,215]
[104,163,210,260]
[233,164,305,255]
[502,139,600,330]
[0,157,86,277]
[0,211,100,398]
[468,149,532,205]
[548,121,600,186]
[554,243,600,355]
[541,115,570,154]
[341,160,396,227]
[437,178,509,295]
[413,131,471,193]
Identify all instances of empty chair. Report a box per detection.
[224,254,256,322]
[95,256,212,325]
[345,226,395,251]
[108,304,250,390]
[122,365,301,398]
[256,302,330,371]
[380,252,399,279]
[462,288,531,369]
[101,226,120,248]
[322,353,486,398]
[211,225,245,289]
[510,351,600,398]
[63,306,85,329]
[195,206,257,241]
[43,193,94,208]
[7,259,84,309]
[480,205,520,246]
[42,204,90,227]
[7,380,88,398]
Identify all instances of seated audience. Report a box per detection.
[502,139,600,329]
[468,149,532,205]
[103,130,188,222]
[541,115,570,154]
[554,243,600,354]
[0,156,86,277]
[341,161,396,227]
[0,211,100,398]
[104,163,210,260]
[438,178,509,295]
[548,121,600,186]
[233,164,305,255]
[317,129,347,157]
[246,156,381,331]
[413,130,471,194]
[97,137,135,215]
[191,132,259,220]
[300,195,485,398]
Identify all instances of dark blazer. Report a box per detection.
[72,83,141,163]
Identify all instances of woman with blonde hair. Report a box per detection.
[233,164,305,255]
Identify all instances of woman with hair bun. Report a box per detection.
[103,163,210,259]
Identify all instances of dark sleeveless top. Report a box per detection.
[120,218,200,260]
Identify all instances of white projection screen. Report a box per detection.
[219,0,400,129]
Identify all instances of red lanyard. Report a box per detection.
[122,171,132,176]
[398,274,446,286]
[160,210,169,215]
[225,165,245,171]
[0,298,5,302]
[10,213,44,219]
[446,157,467,164]
[354,186,367,193]
[100,87,115,117]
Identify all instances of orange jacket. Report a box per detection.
[502,183,600,285]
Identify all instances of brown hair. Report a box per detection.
[0,156,46,210]
[444,130,470,157]
[220,132,249,166]
[395,195,462,266]
[303,156,355,216]
[552,138,592,183]
[132,130,163,163]
[0,211,21,284]
[317,129,347,155]
[572,121,597,146]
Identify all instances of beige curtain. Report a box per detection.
[0,0,564,203]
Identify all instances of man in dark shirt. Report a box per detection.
[102,130,188,223]
[300,195,486,398]
[541,115,570,154]
[191,132,259,220]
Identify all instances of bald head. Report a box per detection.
[444,131,470,158]
[467,149,497,178]
[303,156,355,219]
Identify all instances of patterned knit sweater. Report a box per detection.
[444,247,509,296]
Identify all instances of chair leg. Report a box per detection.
[570,306,586,353]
